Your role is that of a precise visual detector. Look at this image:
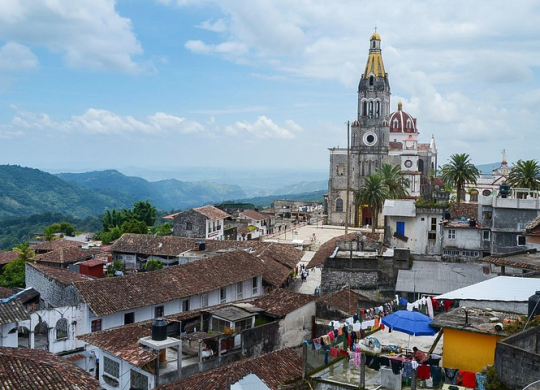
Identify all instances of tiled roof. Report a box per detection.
[31,239,83,252]
[0,347,100,390]
[75,250,266,317]
[34,246,92,265]
[481,254,540,271]
[239,209,269,221]
[449,203,478,221]
[157,347,304,390]
[27,262,94,285]
[0,251,19,265]
[418,143,430,151]
[254,252,292,287]
[193,205,231,220]
[78,311,210,367]
[526,214,540,231]
[252,242,303,269]
[318,289,372,316]
[307,232,380,269]
[250,288,315,317]
[0,299,29,325]
[76,259,106,268]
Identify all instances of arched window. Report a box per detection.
[470,190,479,202]
[406,119,411,129]
[393,119,399,129]
[56,318,68,340]
[362,101,367,116]
[369,101,373,117]
[336,199,344,212]
[375,101,380,118]
[369,75,374,86]
[418,159,424,173]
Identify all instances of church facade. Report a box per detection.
[327,32,437,227]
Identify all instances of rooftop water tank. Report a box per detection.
[528,291,540,318]
[152,318,168,341]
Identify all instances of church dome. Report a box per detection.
[370,32,381,41]
[389,101,417,133]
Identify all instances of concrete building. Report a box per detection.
[173,205,231,240]
[327,32,437,227]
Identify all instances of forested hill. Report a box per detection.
[56,170,247,212]
[0,165,129,219]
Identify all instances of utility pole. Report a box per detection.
[345,121,350,234]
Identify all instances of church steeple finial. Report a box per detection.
[363,31,385,79]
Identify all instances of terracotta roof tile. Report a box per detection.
[481,254,540,271]
[0,347,100,389]
[250,288,315,317]
[75,250,266,317]
[0,299,29,325]
[0,251,19,266]
[0,287,13,299]
[27,262,95,285]
[318,289,372,316]
[34,246,92,265]
[239,209,269,221]
[193,205,231,220]
[78,311,211,366]
[157,347,304,390]
[31,238,83,252]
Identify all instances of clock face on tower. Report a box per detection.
[363,131,378,146]
[404,159,413,168]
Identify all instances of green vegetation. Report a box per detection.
[0,243,35,288]
[506,159,540,192]
[440,153,480,204]
[481,366,511,390]
[144,259,164,271]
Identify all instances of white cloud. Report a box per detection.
[8,107,204,136]
[0,0,144,73]
[225,116,301,139]
[197,19,227,33]
[0,42,38,72]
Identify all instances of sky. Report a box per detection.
[1,0,540,178]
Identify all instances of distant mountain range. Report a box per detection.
[0,165,327,220]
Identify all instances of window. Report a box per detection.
[406,119,411,128]
[337,164,345,176]
[375,101,380,118]
[482,190,492,196]
[124,312,135,325]
[220,287,227,304]
[335,198,344,212]
[182,299,190,312]
[369,75,374,86]
[448,229,456,239]
[482,230,491,241]
[428,217,437,240]
[362,101,367,116]
[443,250,460,256]
[186,221,192,230]
[200,294,208,308]
[393,119,398,129]
[236,282,243,300]
[155,306,164,318]
[252,277,258,295]
[470,190,479,202]
[518,236,526,246]
[130,370,149,390]
[103,356,120,379]
[55,318,68,340]
[396,222,405,236]
[462,250,478,257]
[91,319,102,332]
[234,318,253,332]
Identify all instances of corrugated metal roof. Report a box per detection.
[231,374,271,390]
[396,262,496,295]
[435,276,540,302]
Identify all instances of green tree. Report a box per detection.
[107,260,125,277]
[145,259,163,271]
[354,174,390,233]
[42,225,57,250]
[378,163,410,199]
[0,243,35,288]
[133,200,157,227]
[506,159,540,194]
[152,222,172,236]
[121,219,148,234]
[440,153,480,205]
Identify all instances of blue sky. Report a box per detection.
[1,0,540,178]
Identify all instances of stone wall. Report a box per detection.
[25,264,81,308]
[173,210,206,238]
[495,327,540,389]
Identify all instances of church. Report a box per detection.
[326,32,437,227]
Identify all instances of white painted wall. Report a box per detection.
[278,302,316,349]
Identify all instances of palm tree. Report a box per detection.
[440,153,480,204]
[13,243,35,262]
[506,159,540,194]
[378,163,410,199]
[354,173,390,233]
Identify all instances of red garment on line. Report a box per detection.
[417,364,430,379]
[458,370,476,388]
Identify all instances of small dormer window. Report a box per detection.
[406,119,411,128]
[393,119,399,129]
